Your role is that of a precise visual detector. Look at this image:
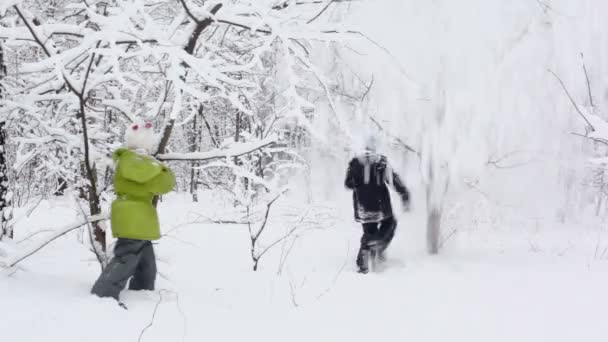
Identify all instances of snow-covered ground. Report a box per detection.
[2,194,608,342]
[2,1,608,341]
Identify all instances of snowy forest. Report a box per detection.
[1,0,608,341]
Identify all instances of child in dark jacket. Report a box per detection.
[345,138,410,273]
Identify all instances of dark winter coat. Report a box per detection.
[344,152,410,223]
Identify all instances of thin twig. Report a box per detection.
[277,236,298,276]
[13,5,51,56]
[290,38,310,56]
[486,150,538,169]
[248,190,290,271]
[548,69,594,130]
[216,19,271,34]
[273,0,358,10]
[198,104,220,148]
[438,227,458,249]
[370,116,419,155]
[138,290,165,342]
[307,0,336,24]
[15,230,54,244]
[536,0,551,13]
[360,74,374,101]
[75,196,105,269]
[571,132,608,147]
[315,241,349,301]
[253,191,286,242]
[581,53,594,108]
[178,0,201,23]
[288,279,300,307]
[174,291,188,342]
[256,218,302,260]
[1,213,109,268]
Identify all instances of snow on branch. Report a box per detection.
[584,114,608,143]
[370,116,419,156]
[157,136,277,161]
[550,68,608,145]
[0,212,110,268]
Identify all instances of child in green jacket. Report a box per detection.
[92,122,175,301]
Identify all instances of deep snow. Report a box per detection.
[2,1,608,341]
[1,194,608,342]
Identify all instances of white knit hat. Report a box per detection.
[125,121,156,154]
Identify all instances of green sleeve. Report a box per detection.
[147,165,176,195]
[113,147,129,162]
[116,149,163,184]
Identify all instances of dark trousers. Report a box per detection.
[356,216,397,269]
[91,238,157,300]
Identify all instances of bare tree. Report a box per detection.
[246,192,285,271]
[245,190,329,272]
[0,0,362,267]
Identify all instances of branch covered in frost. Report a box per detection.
[0,212,110,268]
[370,116,419,156]
[157,136,276,161]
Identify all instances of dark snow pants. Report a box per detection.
[91,238,157,300]
[356,216,397,270]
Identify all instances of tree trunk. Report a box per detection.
[234,110,241,164]
[425,160,446,255]
[78,94,106,262]
[0,121,13,240]
[426,206,441,255]
[152,118,175,207]
[234,111,250,190]
[190,106,200,202]
[0,43,13,240]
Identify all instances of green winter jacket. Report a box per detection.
[110,148,175,241]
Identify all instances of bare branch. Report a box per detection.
[290,38,310,56]
[178,0,201,24]
[216,19,272,35]
[581,52,594,108]
[369,116,419,155]
[253,190,287,242]
[571,132,608,147]
[1,213,110,268]
[486,150,538,169]
[138,290,165,342]
[438,227,458,249]
[198,104,220,148]
[273,0,359,10]
[360,74,374,101]
[248,189,289,271]
[307,0,336,24]
[183,3,223,54]
[155,119,175,155]
[13,5,51,57]
[81,42,101,98]
[548,69,594,130]
[536,0,551,13]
